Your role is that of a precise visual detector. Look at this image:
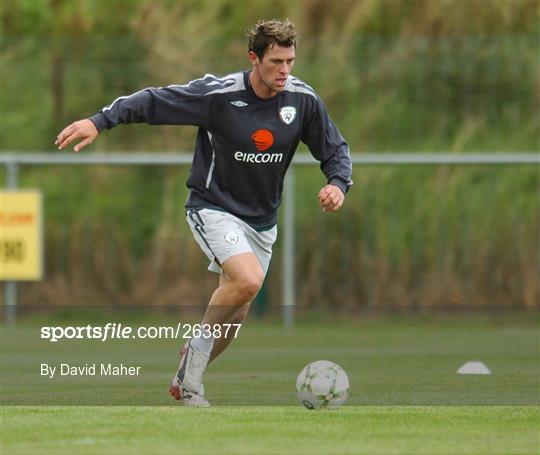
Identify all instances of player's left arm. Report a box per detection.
[301,97,353,212]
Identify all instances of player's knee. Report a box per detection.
[234,276,262,302]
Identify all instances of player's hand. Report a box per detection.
[55,119,99,152]
[318,184,345,212]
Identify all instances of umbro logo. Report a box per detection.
[230,101,248,107]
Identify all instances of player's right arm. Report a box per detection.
[55,78,215,152]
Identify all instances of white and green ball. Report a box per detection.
[296,360,350,409]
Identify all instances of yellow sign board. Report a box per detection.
[0,190,43,280]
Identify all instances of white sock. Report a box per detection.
[190,332,214,357]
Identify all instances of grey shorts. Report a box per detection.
[186,208,277,275]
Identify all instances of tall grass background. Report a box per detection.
[1,0,539,308]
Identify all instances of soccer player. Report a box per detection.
[55,19,353,406]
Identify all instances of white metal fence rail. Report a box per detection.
[2,152,539,325]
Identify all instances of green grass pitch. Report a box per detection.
[2,313,539,454]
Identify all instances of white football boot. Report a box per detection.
[169,341,211,407]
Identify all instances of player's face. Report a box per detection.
[249,44,296,98]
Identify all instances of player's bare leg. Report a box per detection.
[171,253,263,405]
[209,300,251,363]
[203,253,263,325]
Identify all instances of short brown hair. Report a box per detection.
[246,19,297,60]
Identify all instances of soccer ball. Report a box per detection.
[296,360,350,409]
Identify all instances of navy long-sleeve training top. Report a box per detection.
[90,71,353,230]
